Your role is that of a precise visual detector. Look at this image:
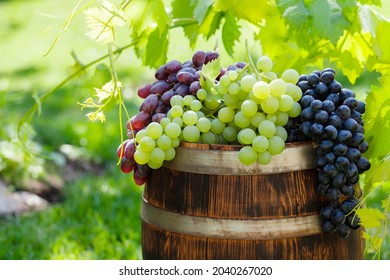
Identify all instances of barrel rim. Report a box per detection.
[163,141,316,175]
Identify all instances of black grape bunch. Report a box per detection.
[296,68,370,238]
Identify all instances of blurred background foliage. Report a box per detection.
[0,0,389,259]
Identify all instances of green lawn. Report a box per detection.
[0,168,143,260]
[1,0,389,260]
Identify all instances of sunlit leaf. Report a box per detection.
[356,207,386,228]
[222,13,241,57]
[84,0,126,44]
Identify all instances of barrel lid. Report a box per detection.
[163,141,316,175]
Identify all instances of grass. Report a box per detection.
[0,167,143,260]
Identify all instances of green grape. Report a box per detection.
[286,83,302,102]
[164,147,176,161]
[268,136,285,155]
[190,100,202,111]
[170,95,184,107]
[165,122,182,139]
[258,120,276,138]
[146,122,163,139]
[196,111,205,119]
[281,69,300,84]
[217,133,229,144]
[218,107,235,123]
[228,83,241,95]
[252,135,269,152]
[139,136,156,152]
[182,110,198,125]
[261,95,279,114]
[170,105,184,118]
[269,79,287,97]
[150,147,166,163]
[227,70,238,81]
[275,111,289,126]
[278,94,294,112]
[287,102,302,118]
[148,160,164,170]
[196,117,212,133]
[256,56,273,72]
[234,111,251,128]
[157,134,172,150]
[240,75,257,92]
[134,149,150,165]
[264,71,278,81]
[223,126,238,142]
[197,88,207,100]
[219,75,231,87]
[275,126,288,141]
[210,118,226,134]
[217,82,228,94]
[135,129,147,143]
[205,95,220,110]
[251,112,266,127]
[258,151,272,165]
[239,146,257,165]
[237,128,256,145]
[183,125,200,142]
[248,91,262,104]
[241,100,258,117]
[252,81,270,100]
[223,94,239,108]
[171,137,180,148]
[166,110,173,120]
[183,95,195,106]
[201,131,218,144]
[160,117,171,128]
[172,117,183,127]
[266,114,277,123]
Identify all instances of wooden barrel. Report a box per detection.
[141,142,363,260]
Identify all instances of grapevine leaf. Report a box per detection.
[222,13,241,57]
[364,74,390,159]
[336,51,362,84]
[84,0,126,44]
[172,0,199,47]
[359,0,382,6]
[85,111,106,123]
[95,80,121,103]
[358,5,378,37]
[194,0,213,23]
[306,0,351,43]
[199,9,223,40]
[126,0,170,35]
[145,29,169,67]
[202,56,221,81]
[276,0,309,30]
[214,0,273,23]
[356,207,386,228]
[365,155,390,193]
[199,57,221,92]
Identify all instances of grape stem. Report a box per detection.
[244,40,270,81]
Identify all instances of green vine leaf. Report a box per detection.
[85,0,126,44]
[78,79,122,123]
[222,12,241,57]
[356,207,386,228]
[199,56,221,93]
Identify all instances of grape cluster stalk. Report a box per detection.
[296,68,370,237]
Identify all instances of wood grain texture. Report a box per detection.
[142,143,364,260]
